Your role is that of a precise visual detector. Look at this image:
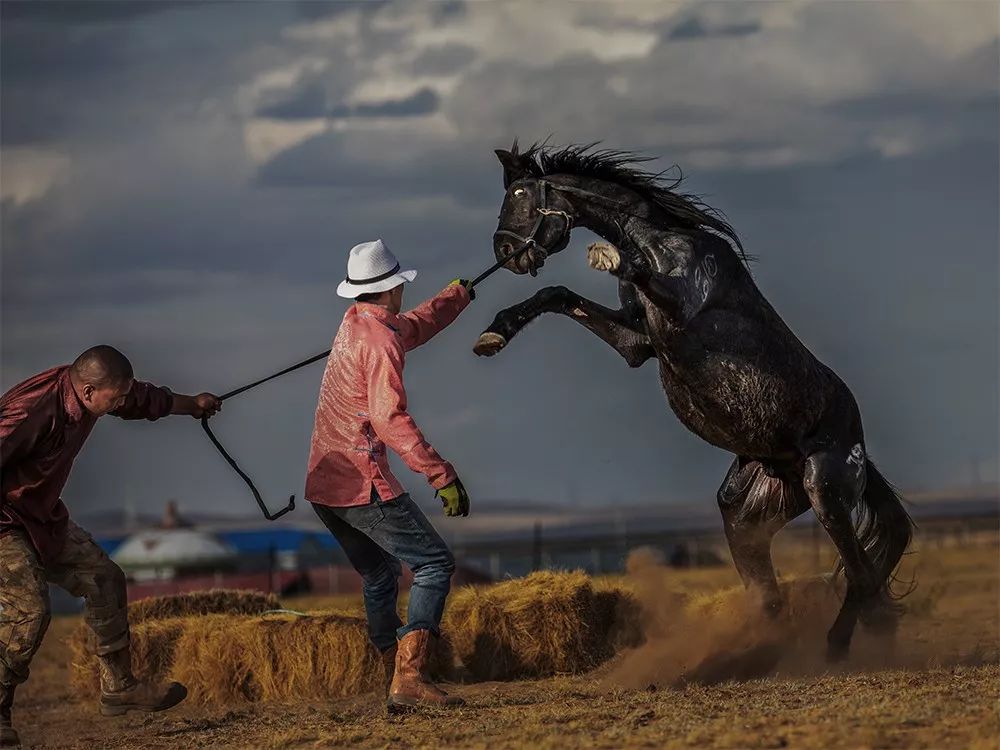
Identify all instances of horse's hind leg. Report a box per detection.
[680,458,811,685]
[802,445,881,661]
[717,458,810,616]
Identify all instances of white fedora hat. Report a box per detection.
[336,239,417,299]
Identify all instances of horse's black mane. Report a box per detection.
[512,141,749,263]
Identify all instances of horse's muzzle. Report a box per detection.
[494,238,543,275]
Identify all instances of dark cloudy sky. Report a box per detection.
[2,1,997,520]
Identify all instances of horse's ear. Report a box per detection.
[495,149,528,189]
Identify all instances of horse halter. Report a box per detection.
[493,179,573,275]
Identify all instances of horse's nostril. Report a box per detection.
[500,243,514,257]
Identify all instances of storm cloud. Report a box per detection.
[2,1,996,520]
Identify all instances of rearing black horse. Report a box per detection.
[475,142,913,660]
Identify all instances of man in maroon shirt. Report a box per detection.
[0,345,220,747]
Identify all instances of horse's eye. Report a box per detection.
[513,188,526,197]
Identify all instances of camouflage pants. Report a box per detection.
[0,522,129,686]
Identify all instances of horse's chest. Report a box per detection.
[650,325,822,455]
[658,374,731,448]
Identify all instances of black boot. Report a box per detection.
[0,681,19,748]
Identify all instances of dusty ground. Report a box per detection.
[14,532,999,749]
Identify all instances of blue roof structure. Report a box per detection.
[96,527,339,557]
[217,528,339,554]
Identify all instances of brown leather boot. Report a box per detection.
[0,682,18,748]
[381,645,397,700]
[98,647,187,717]
[388,630,463,711]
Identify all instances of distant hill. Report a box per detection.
[75,484,996,541]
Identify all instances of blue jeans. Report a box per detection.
[311,491,455,653]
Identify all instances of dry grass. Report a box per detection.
[18,534,999,749]
[442,570,641,680]
[249,665,1000,750]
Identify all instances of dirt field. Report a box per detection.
[14,530,999,749]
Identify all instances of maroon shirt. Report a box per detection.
[0,366,174,564]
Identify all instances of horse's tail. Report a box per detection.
[851,460,916,598]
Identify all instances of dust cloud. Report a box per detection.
[604,547,981,689]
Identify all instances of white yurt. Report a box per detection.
[112,529,238,581]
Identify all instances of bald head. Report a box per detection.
[70,346,135,416]
[71,345,134,389]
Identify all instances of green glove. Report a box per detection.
[437,477,471,517]
[449,278,476,301]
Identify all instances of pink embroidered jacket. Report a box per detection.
[305,283,471,507]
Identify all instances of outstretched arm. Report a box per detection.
[112,382,220,420]
[396,282,471,351]
[170,392,222,418]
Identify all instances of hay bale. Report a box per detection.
[69,589,281,692]
[71,612,383,703]
[594,582,644,652]
[70,575,640,701]
[442,570,640,680]
[171,613,380,703]
[127,589,282,624]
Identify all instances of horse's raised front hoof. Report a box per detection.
[587,242,621,273]
[473,332,507,357]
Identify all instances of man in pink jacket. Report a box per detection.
[306,239,472,711]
